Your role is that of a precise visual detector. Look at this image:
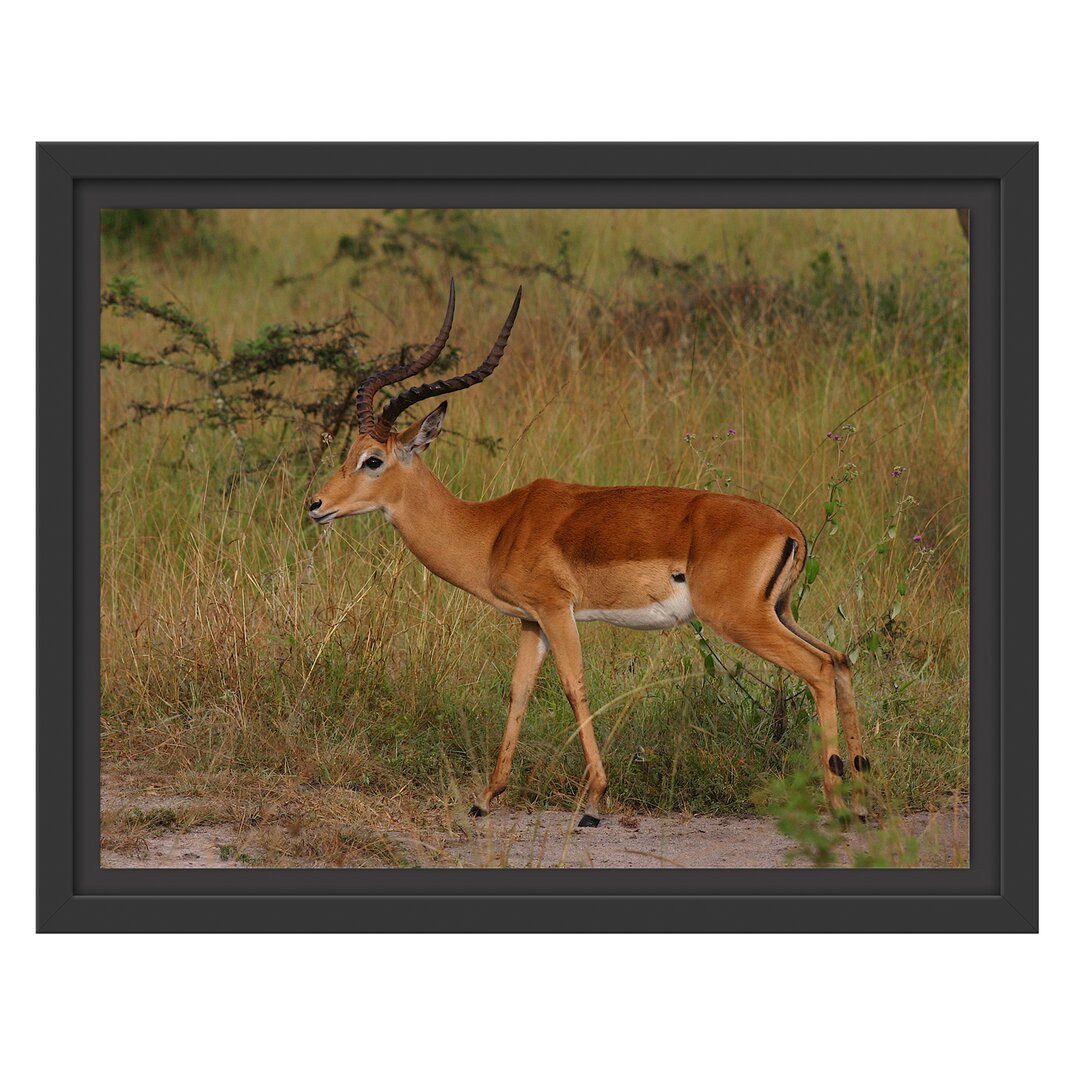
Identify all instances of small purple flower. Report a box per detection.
[727,428,737,438]
[913,534,923,543]
[891,466,907,478]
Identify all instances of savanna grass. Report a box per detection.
[100,209,969,858]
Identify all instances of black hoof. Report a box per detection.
[468,805,488,818]
[577,814,601,828]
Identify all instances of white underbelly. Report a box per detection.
[574,585,695,631]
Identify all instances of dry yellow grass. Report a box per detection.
[100,208,969,865]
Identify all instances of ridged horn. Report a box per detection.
[375,286,522,440]
[355,280,456,439]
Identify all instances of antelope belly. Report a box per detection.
[574,585,695,630]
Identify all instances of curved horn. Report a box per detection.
[376,286,522,439]
[356,279,456,437]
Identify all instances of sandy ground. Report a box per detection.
[100,778,968,870]
[424,805,967,868]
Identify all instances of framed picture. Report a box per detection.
[37,142,1037,932]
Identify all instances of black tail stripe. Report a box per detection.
[764,537,797,600]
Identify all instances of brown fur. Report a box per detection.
[311,413,868,822]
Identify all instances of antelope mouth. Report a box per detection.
[310,508,337,524]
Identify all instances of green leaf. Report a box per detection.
[876,542,888,555]
[824,621,836,645]
[887,524,897,540]
[898,581,908,596]
[824,501,838,518]
[691,620,716,678]
[837,602,848,621]
[805,557,820,585]
[889,600,902,620]
[847,646,860,665]
[867,631,882,653]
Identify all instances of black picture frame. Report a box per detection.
[37,142,1037,933]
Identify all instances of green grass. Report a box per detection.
[100,208,969,856]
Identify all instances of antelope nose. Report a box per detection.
[309,499,323,512]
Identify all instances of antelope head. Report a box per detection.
[308,281,522,524]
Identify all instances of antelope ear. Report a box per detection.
[394,402,447,463]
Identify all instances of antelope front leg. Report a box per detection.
[470,621,548,817]
[537,607,608,828]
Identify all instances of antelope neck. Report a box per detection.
[387,459,497,595]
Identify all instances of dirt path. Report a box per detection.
[435,806,966,867]
[401,811,821,868]
[100,779,968,869]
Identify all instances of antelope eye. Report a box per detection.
[362,456,383,470]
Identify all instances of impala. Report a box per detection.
[309,283,869,827]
